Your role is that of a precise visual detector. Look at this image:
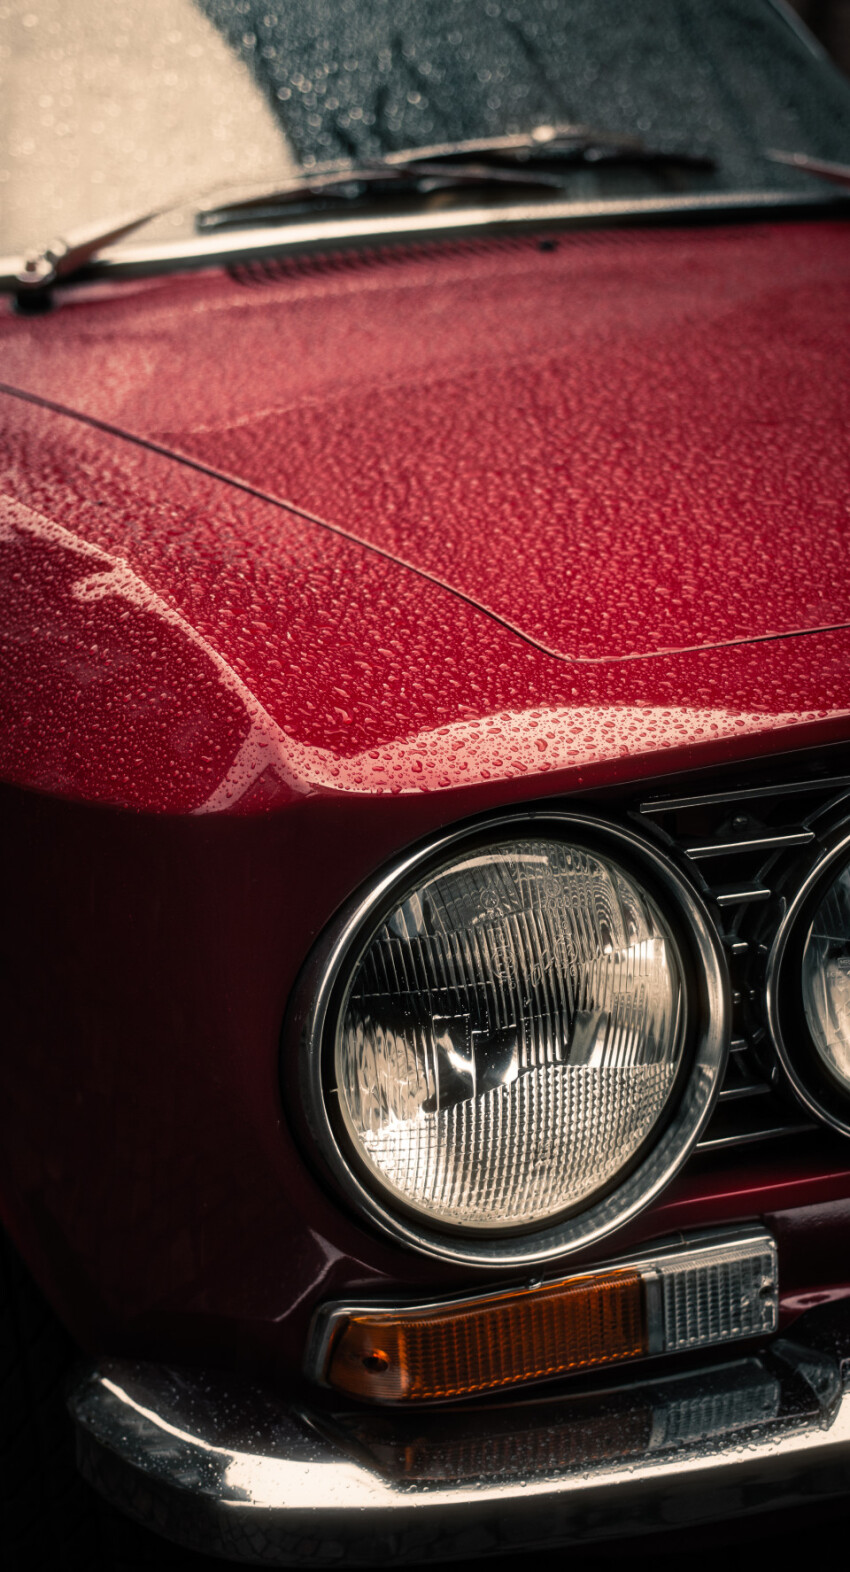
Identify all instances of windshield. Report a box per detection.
[4,0,850,256]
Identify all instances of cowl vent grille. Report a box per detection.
[633,767,850,1150]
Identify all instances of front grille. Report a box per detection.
[630,759,850,1150]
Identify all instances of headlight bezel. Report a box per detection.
[293,809,730,1268]
[766,826,850,1137]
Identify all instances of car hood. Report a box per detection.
[2,218,850,815]
[2,218,850,664]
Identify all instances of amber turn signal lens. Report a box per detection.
[326,1269,646,1403]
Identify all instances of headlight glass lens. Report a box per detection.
[334,837,685,1232]
[802,859,850,1089]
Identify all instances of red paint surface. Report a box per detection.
[2,390,850,818]
[1,218,850,1374]
[3,222,850,669]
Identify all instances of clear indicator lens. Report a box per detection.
[335,838,685,1231]
[802,859,850,1089]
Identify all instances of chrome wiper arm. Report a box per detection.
[15,208,163,306]
[196,122,714,232]
[767,149,850,191]
[379,120,710,167]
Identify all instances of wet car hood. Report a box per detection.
[2,218,850,815]
[2,218,850,664]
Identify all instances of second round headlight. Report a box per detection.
[767,834,850,1138]
[802,858,850,1092]
[333,834,686,1233]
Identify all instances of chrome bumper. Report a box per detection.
[69,1304,850,1567]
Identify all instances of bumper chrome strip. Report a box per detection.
[69,1302,850,1566]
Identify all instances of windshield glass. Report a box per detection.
[4,0,850,255]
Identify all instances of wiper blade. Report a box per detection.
[767,149,850,191]
[196,122,715,232]
[196,160,565,231]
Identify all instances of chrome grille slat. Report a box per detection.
[639,774,850,815]
[714,886,772,907]
[717,1085,770,1103]
[697,1114,817,1151]
[684,831,814,860]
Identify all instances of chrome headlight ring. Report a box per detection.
[290,810,730,1269]
[766,826,850,1138]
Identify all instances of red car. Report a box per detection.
[2,2,850,1564]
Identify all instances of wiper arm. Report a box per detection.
[12,133,573,297]
[14,208,163,310]
[196,122,714,232]
[767,149,850,191]
[380,121,711,169]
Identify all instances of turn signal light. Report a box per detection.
[311,1229,779,1405]
[324,1270,645,1403]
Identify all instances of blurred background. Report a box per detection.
[0,0,295,252]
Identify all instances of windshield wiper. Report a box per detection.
[767,149,850,191]
[196,122,715,232]
[9,123,713,309]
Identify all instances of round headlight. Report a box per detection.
[336,837,684,1231]
[296,814,728,1267]
[802,861,850,1091]
[768,835,850,1136]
